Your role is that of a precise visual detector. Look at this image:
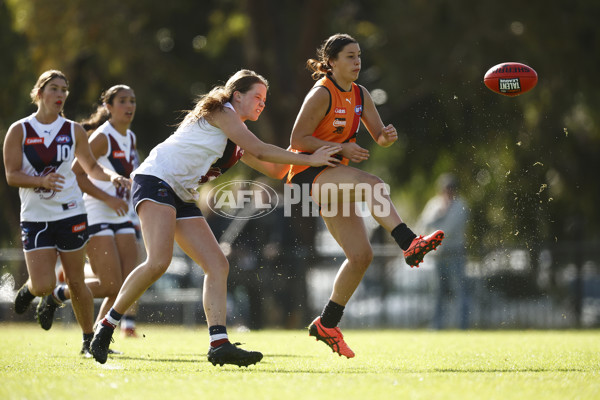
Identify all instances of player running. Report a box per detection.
[5,70,130,353]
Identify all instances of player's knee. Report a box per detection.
[65,279,88,296]
[96,280,121,298]
[222,259,230,276]
[216,257,230,276]
[141,251,172,276]
[347,246,373,267]
[363,173,385,188]
[29,280,55,297]
[145,260,171,281]
[205,256,229,279]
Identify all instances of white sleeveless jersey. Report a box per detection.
[84,121,137,225]
[18,114,85,222]
[132,103,244,202]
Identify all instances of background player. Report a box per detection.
[5,70,130,353]
[46,85,141,346]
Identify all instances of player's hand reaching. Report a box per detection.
[111,175,131,190]
[105,196,129,217]
[41,172,65,192]
[308,144,343,167]
[342,142,370,163]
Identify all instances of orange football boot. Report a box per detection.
[308,317,355,359]
[404,230,445,267]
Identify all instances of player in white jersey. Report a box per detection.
[4,70,130,354]
[89,69,342,366]
[47,85,141,346]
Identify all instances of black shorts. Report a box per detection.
[21,214,89,252]
[131,174,203,219]
[288,166,330,196]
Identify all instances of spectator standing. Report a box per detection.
[418,173,470,329]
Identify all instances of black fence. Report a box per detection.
[1,237,599,330]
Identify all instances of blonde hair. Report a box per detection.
[182,69,268,125]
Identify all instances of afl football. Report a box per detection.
[484,62,538,96]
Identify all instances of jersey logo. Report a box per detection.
[112,150,126,158]
[33,166,58,200]
[25,138,44,145]
[334,108,346,114]
[333,118,346,128]
[62,201,77,210]
[355,105,363,115]
[72,222,86,233]
[55,134,71,144]
[345,98,351,104]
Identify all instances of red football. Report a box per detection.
[484,62,538,96]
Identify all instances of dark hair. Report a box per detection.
[30,70,70,113]
[306,33,358,80]
[182,69,268,125]
[437,173,459,191]
[80,85,134,133]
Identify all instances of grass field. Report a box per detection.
[0,323,598,400]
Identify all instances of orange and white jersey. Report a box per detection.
[288,74,363,181]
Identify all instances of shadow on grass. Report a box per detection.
[112,355,200,363]
[264,353,319,358]
[55,352,591,374]
[108,352,316,364]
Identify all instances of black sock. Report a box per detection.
[321,300,345,328]
[209,325,227,335]
[83,332,93,343]
[209,325,229,348]
[109,308,123,321]
[102,308,123,329]
[391,223,417,250]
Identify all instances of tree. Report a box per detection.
[1,0,599,263]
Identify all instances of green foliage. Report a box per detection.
[0,324,599,400]
[0,0,598,258]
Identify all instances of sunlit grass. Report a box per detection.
[1,324,599,399]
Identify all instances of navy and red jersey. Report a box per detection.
[84,120,137,225]
[18,114,85,222]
